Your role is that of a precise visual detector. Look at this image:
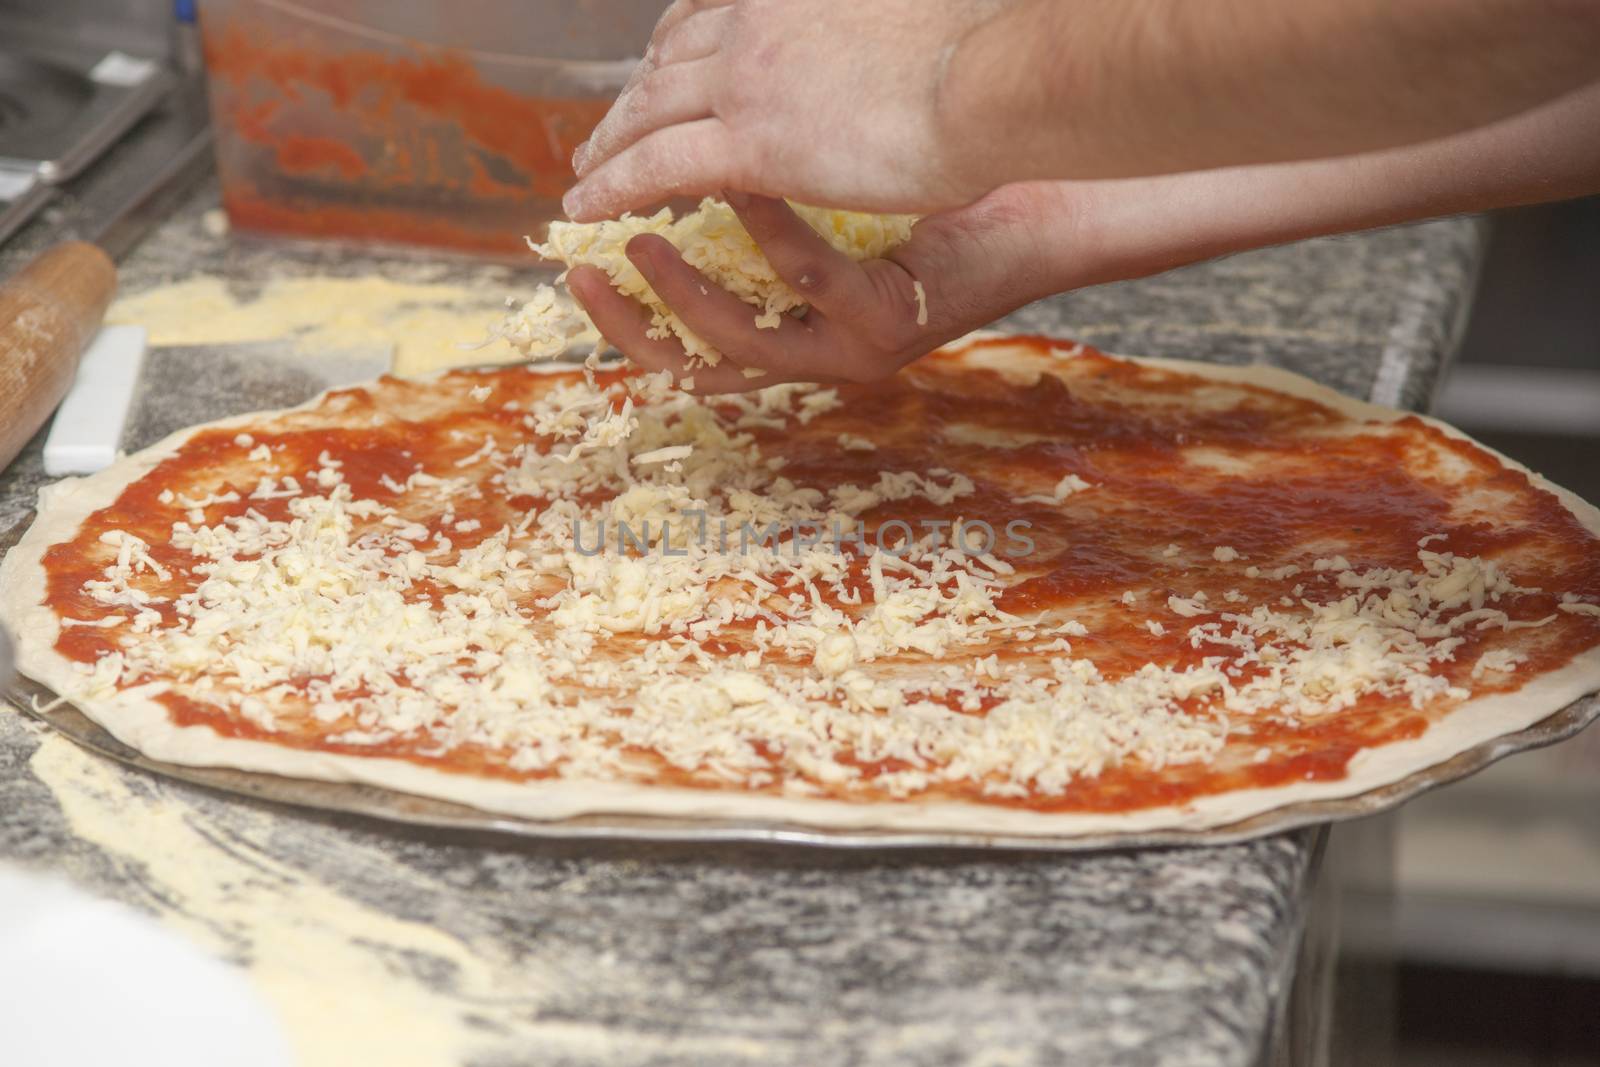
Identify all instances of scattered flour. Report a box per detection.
[105,276,532,378]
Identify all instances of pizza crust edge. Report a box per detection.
[3,339,1598,837]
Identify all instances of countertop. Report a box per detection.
[0,181,1485,1067]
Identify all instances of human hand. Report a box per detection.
[566,185,1064,392]
[564,0,1010,223]
[570,0,1600,222]
[569,81,1600,394]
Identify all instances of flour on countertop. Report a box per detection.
[105,276,540,378]
[27,735,688,1065]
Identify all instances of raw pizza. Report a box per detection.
[4,336,1599,836]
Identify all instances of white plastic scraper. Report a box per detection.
[43,324,148,475]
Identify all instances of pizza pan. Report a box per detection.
[3,517,1597,851]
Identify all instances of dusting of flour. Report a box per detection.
[104,276,528,378]
[27,735,618,1065]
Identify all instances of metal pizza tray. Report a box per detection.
[4,517,1597,851]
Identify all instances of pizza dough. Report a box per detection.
[3,336,1598,837]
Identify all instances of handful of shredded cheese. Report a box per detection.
[501,198,917,367]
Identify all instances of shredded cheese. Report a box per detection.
[54,362,1595,803]
[503,198,917,367]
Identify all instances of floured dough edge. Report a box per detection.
[3,337,1598,838]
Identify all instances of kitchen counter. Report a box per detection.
[0,182,1484,1067]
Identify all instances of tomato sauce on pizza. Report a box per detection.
[12,337,1600,824]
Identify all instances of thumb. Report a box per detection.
[885,184,1070,334]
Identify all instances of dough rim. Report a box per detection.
[4,341,1598,837]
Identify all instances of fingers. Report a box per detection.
[725,194,883,323]
[569,0,732,175]
[567,266,762,393]
[624,235,788,361]
[649,0,733,47]
[572,239,916,392]
[652,6,730,67]
[564,119,739,221]
[628,235,911,384]
[591,236,848,384]
[576,60,717,180]
[566,266,682,370]
[879,186,1066,334]
[730,194,929,357]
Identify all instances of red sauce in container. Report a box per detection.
[200,16,620,256]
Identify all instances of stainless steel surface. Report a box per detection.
[204,0,667,63]
[0,0,176,65]
[0,169,53,247]
[0,82,211,273]
[0,0,183,242]
[0,48,171,183]
[4,511,1595,852]
[0,54,100,167]
[0,21,201,257]
[69,89,212,260]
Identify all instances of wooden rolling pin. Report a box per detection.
[0,241,117,472]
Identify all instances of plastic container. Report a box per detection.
[197,0,663,259]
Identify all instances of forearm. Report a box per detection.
[943,0,1600,187]
[1004,82,1600,296]
[568,79,1598,390]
